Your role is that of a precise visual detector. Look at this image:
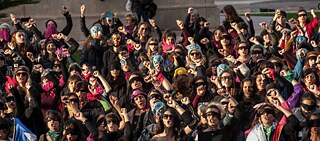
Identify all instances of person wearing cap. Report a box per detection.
[39,110,62,141]
[304,51,319,69]
[127,89,150,140]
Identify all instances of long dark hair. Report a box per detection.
[157,108,184,141]
[223,5,241,23]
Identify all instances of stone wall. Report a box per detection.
[0,0,219,42]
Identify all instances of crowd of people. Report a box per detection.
[0,2,319,141]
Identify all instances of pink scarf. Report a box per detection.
[44,25,58,40]
[0,30,10,42]
[161,39,174,53]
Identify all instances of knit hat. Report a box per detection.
[0,23,10,30]
[250,45,264,55]
[130,89,147,103]
[217,64,230,77]
[173,67,188,78]
[150,55,164,69]
[187,43,202,55]
[152,101,166,115]
[266,83,279,92]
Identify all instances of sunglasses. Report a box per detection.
[149,43,158,46]
[237,46,248,50]
[194,82,206,88]
[119,51,127,55]
[5,96,15,102]
[251,50,263,55]
[53,64,60,68]
[190,52,200,57]
[163,114,175,120]
[301,103,316,112]
[129,77,143,84]
[258,108,275,117]
[307,56,317,61]
[221,35,231,40]
[148,94,161,100]
[16,72,27,76]
[220,101,229,105]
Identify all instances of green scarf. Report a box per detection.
[263,125,273,141]
[48,130,61,141]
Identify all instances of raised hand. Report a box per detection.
[62,5,69,13]
[176,20,184,29]
[10,14,16,22]
[149,19,157,28]
[188,7,194,14]
[80,4,86,17]
[245,12,251,20]
[181,97,190,105]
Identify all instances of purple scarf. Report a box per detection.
[44,25,58,40]
[0,30,10,42]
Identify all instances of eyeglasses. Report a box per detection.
[16,72,27,77]
[163,114,175,120]
[221,76,232,81]
[190,52,200,57]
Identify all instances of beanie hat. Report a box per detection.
[0,23,10,30]
[217,64,230,77]
[266,83,279,92]
[187,43,202,55]
[130,89,147,103]
[173,67,188,78]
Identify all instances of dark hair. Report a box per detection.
[157,108,183,141]
[163,29,176,42]
[301,92,317,104]
[223,5,241,23]
[45,19,58,28]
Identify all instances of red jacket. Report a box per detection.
[293,17,319,39]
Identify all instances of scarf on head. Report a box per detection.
[45,25,58,40]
